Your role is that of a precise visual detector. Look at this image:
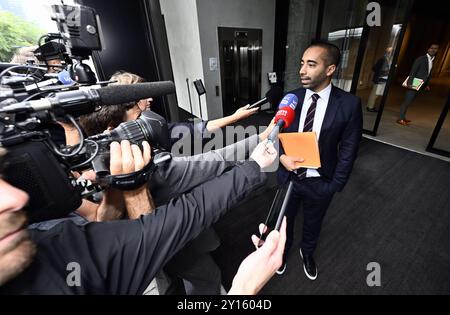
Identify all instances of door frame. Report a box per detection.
[358,0,415,135]
[426,92,450,158]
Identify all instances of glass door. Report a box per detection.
[320,0,368,92]
[427,92,450,158]
[352,0,411,134]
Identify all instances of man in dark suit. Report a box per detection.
[276,41,362,280]
[397,44,439,125]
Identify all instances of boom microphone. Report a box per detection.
[267,93,298,144]
[0,81,176,116]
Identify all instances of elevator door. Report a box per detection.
[218,27,262,116]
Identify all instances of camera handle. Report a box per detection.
[97,151,171,190]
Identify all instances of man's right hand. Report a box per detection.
[250,140,277,169]
[280,154,304,171]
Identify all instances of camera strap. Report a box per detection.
[97,151,171,190]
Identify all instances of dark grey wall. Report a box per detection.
[283,0,320,91]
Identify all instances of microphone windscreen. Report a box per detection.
[97,81,176,105]
[278,93,298,110]
[265,86,283,105]
[274,106,296,129]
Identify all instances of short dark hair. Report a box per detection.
[79,105,127,136]
[309,41,341,67]
[79,71,146,136]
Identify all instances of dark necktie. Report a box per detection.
[297,93,320,180]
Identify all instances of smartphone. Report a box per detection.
[258,181,293,247]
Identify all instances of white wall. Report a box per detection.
[160,0,207,119]
[196,0,276,118]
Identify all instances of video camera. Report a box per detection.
[0,82,175,224]
[0,4,176,224]
[0,4,104,103]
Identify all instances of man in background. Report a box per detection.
[397,44,439,126]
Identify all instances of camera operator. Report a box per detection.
[0,137,281,294]
[75,75,274,294]
[29,112,274,294]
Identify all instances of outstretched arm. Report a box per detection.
[206,105,258,132]
[228,217,287,295]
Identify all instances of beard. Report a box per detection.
[0,209,36,286]
[0,236,36,286]
[301,72,328,91]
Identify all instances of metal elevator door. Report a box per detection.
[218,27,262,116]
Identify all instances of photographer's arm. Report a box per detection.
[75,190,125,222]
[75,141,154,221]
[151,121,275,205]
[68,142,272,294]
[110,140,155,219]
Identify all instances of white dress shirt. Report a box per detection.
[297,83,332,178]
[426,53,434,75]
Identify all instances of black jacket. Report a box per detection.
[407,55,433,88]
[0,161,266,294]
[372,56,390,84]
[277,86,363,194]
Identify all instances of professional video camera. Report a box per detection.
[39,3,104,84]
[0,81,175,224]
[0,3,104,105]
[0,3,177,224]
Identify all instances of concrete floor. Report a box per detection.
[360,78,450,162]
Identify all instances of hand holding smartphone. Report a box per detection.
[258,181,293,247]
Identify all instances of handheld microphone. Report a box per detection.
[267,93,298,144]
[0,81,176,116]
[248,86,284,109]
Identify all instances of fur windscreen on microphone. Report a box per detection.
[274,106,296,129]
[97,81,176,105]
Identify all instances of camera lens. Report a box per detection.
[108,110,170,150]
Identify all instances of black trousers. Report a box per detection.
[284,176,334,257]
[399,89,418,120]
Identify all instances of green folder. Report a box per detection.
[402,76,424,90]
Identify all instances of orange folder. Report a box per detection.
[278,132,321,169]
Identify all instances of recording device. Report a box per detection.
[258,181,294,246]
[0,81,176,116]
[47,4,104,84]
[267,93,298,144]
[248,86,284,109]
[1,82,175,223]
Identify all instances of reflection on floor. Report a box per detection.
[360,79,450,162]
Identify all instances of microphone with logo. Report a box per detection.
[266,93,298,145]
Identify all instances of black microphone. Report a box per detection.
[248,86,283,109]
[0,81,176,116]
